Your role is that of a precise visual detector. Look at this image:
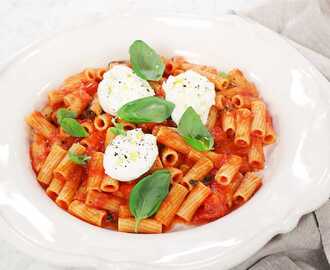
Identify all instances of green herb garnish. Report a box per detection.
[56,108,76,124]
[68,151,91,165]
[60,118,89,137]
[117,96,174,124]
[129,40,165,81]
[56,108,88,137]
[110,119,126,136]
[129,169,171,232]
[177,106,214,152]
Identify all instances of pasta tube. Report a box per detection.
[251,100,266,138]
[234,108,252,147]
[56,167,82,209]
[182,157,213,190]
[233,172,262,205]
[155,183,188,226]
[118,218,162,234]
[54,143,86,181]
[37,144,67,186]
[215,155,242,186]
[161,147,179,167]
[68,200,107,227]
[87,152,104,192]
[26,112,57,139]
[222,110,236,137]
[177,182,211,222]
[85,190,121,213]
[100,176,120,193]
[94,113,112,131]
[248,137,265,170]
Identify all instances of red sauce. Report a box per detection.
[192,192,229,225]
[113,181,137,201]
[81,81,99,96]
[83,131,106,154]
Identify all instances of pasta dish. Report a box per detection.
[26,40,276,233]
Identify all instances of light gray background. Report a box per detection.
[0,1,263,269]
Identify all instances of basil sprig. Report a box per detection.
[68,151,91,165]
[110,119,126,136]
[177,107,214,152]
[129,169,171,232]
[117,96,174,124]
[129,40,165,81]
[56,108,89,137]
[57,108,76,124]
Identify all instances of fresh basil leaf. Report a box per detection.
[68,151,91,165]
[60,118,89,137]
[183,135,213,152]
[117,96,174,124]
[110,120,126,136]
[177,107,214,152]
[56,108,76,124]
[129,40,165,81]
[218,71,228,79]
[129,169,171,232]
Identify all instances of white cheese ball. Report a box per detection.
[163,70,215,124]
[103,129,158,181]
[97,65,155,116]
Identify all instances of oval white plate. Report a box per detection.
[0,14,329,270]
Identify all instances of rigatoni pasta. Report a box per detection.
[56,167,82,209]
[248,137,265,170]
[206,105,218,130]
[54,143,86,181]
[37,144,67,186]
[86,152,104,192]
[100,176,119,193]
[94,113,112,131]
[46,177,65,200]
[26,112,57,139]
[234,108,252,147]
[155,183,188,226]
[182,157,213,190]
[161,146,179,167]
[85,190,121,213]
[68,200,107,226]
[30,133,48,173]
[63,90,92,116]
[233,173,262,205]
[215,155,242,186]
[118,218,162,234]
[222,110,236,137]
[250,100,266,138]
[177,182,211,222]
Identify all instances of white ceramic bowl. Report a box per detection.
[0,15,329,270]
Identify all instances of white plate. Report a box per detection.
[0,14,329,270]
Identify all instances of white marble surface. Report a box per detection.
[0,0,261,269]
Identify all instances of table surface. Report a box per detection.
[0,0,261,269]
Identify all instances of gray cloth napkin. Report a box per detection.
[232,0,330,269]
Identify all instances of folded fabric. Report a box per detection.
[233,0,330,269]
